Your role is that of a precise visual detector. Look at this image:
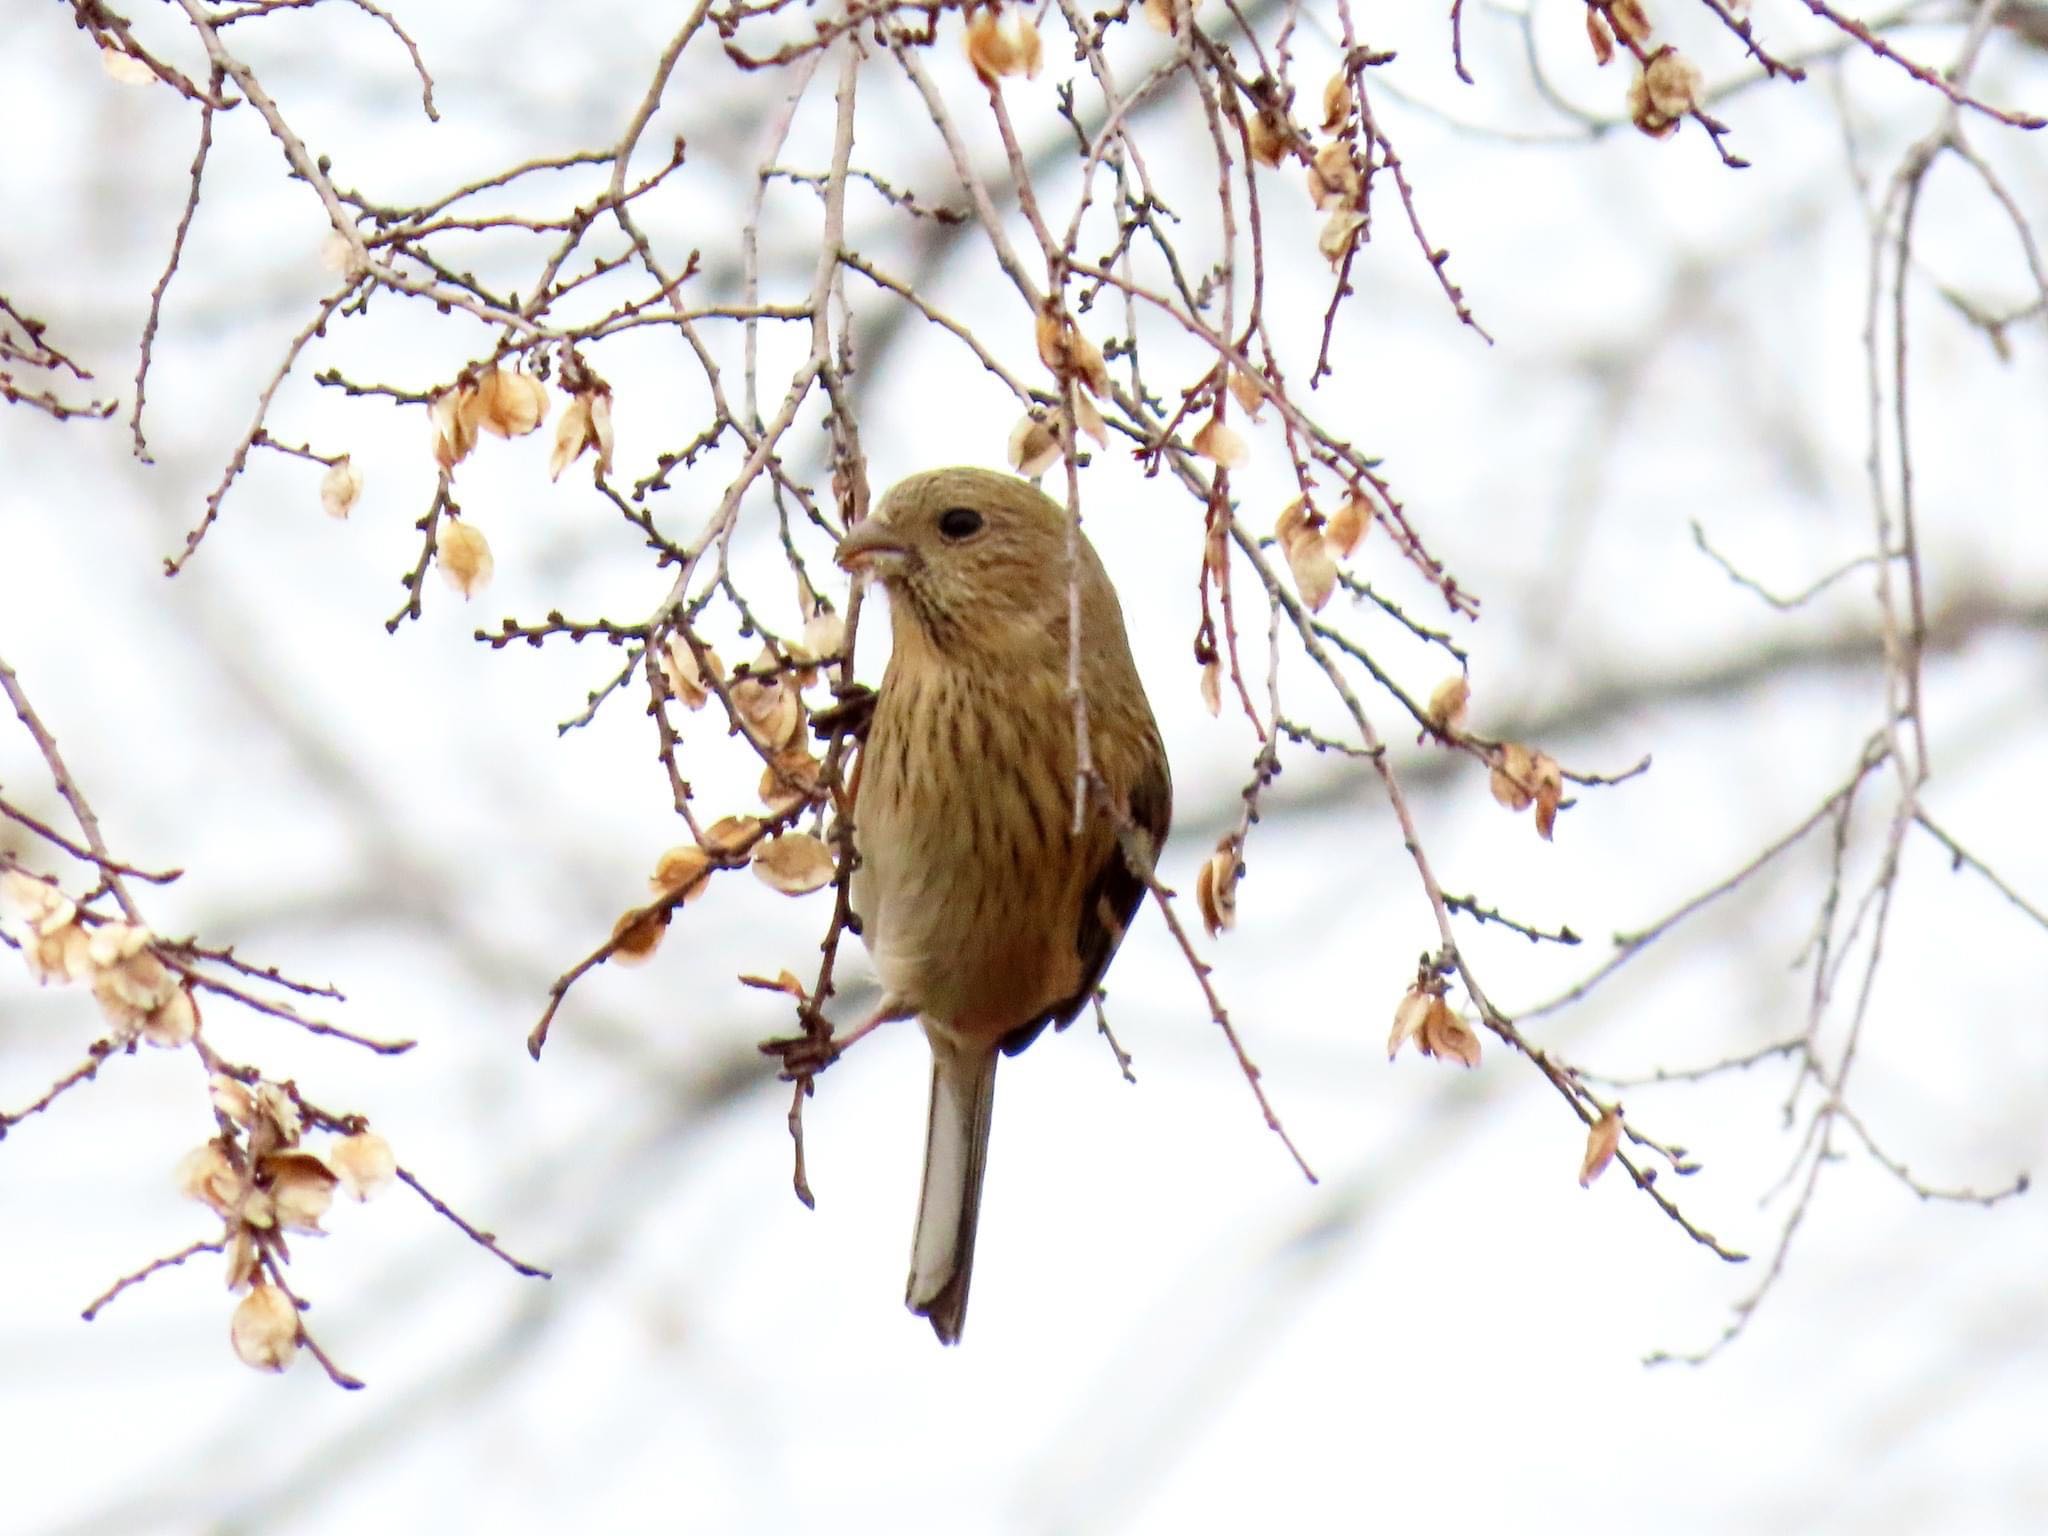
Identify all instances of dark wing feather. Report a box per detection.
[999,743,1173,1057]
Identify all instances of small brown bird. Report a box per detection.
[834,467,1172,1344]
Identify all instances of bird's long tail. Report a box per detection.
[907,1035,997,1345]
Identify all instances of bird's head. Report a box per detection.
[836,468,1106,658]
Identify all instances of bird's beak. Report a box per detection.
[835,518,912,579]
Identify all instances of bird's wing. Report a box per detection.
[1000,739,1173,1057]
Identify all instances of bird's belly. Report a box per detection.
[853,803,1082,1037]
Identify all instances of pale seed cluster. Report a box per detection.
[1424,677,1567,841]
[3,869,412,1377]
[1388,974,1629,1191]
[1585,0,1707,139]
[1488,740,1565,839]
[391,362,618,601]
[606,615,850,968]
[1008,303,1113,476]
[1388,981,1482,1068]
[0,872,198,1046]
[178,1078,395,1373]
[1273,491,1371,614]
[1236,60,1369,267]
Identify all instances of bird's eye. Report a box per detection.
[937,506,984,541]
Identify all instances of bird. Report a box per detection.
[833,466,1172,1345]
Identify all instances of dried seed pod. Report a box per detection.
[331,1131,397,1201]
[230,1284,300,1373]
[320,456,362,519]
[1008,412,1061,477]
[1586,10,1616,66]
[1643,48,1703,118]
[651,844,715,900]
[702,815,764,857]
[1489,742,1537,812]
[1321,72,1353,132]
[1275,498,1336,612]
[1326,492,1371,556]
[1191,417,1247,469]
[436,520,493,599]
[1580,1108,1624,1186]
[609,903,671,965]
[752,833,837,895]
[474,366,549,438]
[262,1150,338,1233]
[430,383,480,470]
[1194,839,1240,937]
[659,635,722,710]
[1425,677,1471,737]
